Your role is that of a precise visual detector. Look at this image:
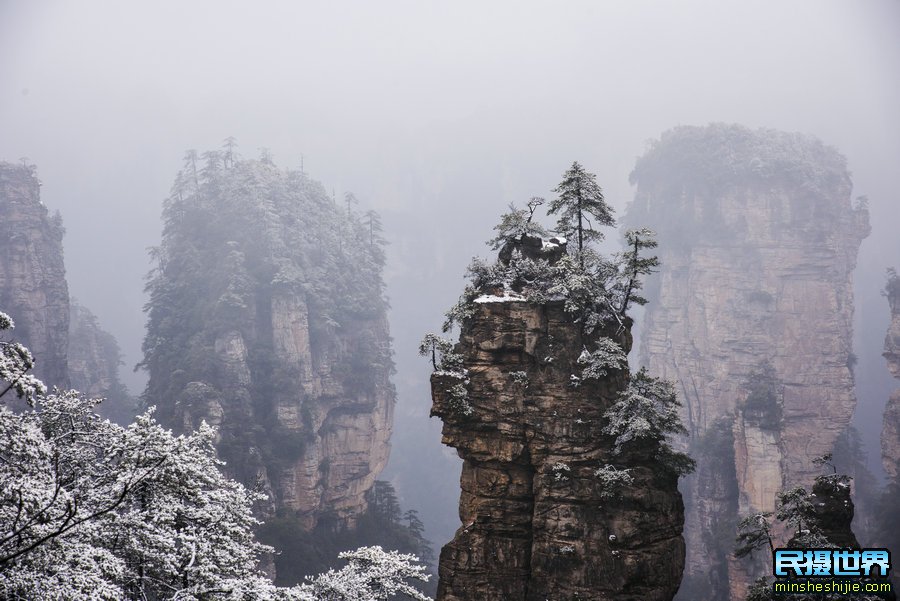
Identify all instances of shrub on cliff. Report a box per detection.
[602,367,696,477]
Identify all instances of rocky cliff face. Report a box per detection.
[141,151,394,533]
[0,162,69,392]
[626,125,869,601]
[883,275,900,482]
[68,300,135,424]
[431,239,686,601]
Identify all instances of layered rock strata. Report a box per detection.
[432,298,685,601]
[626,124,869,600]
[0,162,69,391]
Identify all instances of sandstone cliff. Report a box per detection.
[626,124,869,601]
[141,150,394,537]
[431,235,687,601]
[882,273,900,482]
[0,162,69,392]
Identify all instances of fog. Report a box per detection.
[2,0,899,546]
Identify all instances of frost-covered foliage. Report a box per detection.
[775,486,813,534]
[0,390,278,600]
[447,382,474,416]
[550,462,571,482]
[734,512,775,559]
[610,228,659,314]
[577,338,627,380]
[418,333,461,373]
[297,546,430,601]
[0,312,47,405]
[487,198,548,250]
[602,368,695,477]
[735,473,886,601]
[735,480,835,560]
[549,161,615,261]
[0,365,430,599]
[508,371,529,387]
[593,464,634,498]
[442,252,558,332]
[439,162,659,336]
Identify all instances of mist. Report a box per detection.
[2,0,899,549]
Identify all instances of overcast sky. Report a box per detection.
[2,0,899,543]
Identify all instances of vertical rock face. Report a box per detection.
[0,162,69,390]
[68,300,135,424]
[432,299,685,601]
[626,125,869,600]
[883,275,900,482]
[141,152,394,532]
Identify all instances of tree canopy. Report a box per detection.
[0,308,431,600]
[548,161,615,265]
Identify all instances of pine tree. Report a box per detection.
[615,228,659,316]
[418,333,460,372]
[222,136,238,168]
[548,162,615,267]
[363,209,386,247]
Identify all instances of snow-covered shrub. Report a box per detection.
[447,382,474,416]
[577,338,627,380]
[509,371,529,387]
[550,462,571,482]
[602,368,695,477]
[593,464,634,498]
[297,546,431,601]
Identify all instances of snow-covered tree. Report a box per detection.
[418,333,461,372]
[487,198,548,250]
[734,512,775,559]
[0,391,275,599]
[0,312,47,404]
[602,368,695,476]
[364,209,386,248]
[612,228,659,317]
[1,315,432,600]
[297,546,430,601]
[774,486,815,539]
[577,338,627,380]
[548,162,615,266]
[593,464,634,498]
